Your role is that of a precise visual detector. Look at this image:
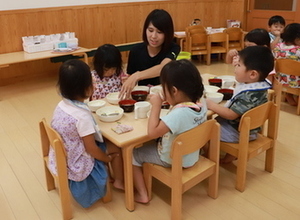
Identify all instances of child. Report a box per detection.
[268,15,286,50]
[226,28,270,65]
[91,44,127,100]
[119,9,180,98]
[273,23,300,105]
[49,59,124,208]
[132,59,207,204]
[207,46,274,163]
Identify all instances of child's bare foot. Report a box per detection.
[134,192,149,204]
[112,180,124,191]
[285,94,297,106]
[220,153,237,164]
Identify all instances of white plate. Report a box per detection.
[96,106,124,122]
[147,109,169,118]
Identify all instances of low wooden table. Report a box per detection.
[0,47,90,68]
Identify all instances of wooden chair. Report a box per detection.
[143,119,220,220]
[275,59,300,115]
[185,25,210,65]
[223,27,244,51]
[208,32,229,64]
[39,118,112,220]
[220,101,279,192]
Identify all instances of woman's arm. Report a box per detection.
[82,134,112,163]
[147,94,170,139]
[120,58,172,98]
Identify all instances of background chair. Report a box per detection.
[220,101,279,192]
[185,25,210,65]
[275,59,300,115]
[39,118,112,220]
[223,27,244,51]
[143,119,220,220]
[208,32,229,64]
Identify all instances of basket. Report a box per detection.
[176,51,191,60]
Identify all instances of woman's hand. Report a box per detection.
[119,72,139,99]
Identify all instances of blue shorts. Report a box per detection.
[68,141,108,208]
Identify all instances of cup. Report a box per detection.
[134,101,151,119]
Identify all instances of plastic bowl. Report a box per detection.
[218,88,234,100]
[204,85,220,93]
[131,90,148,101]
[161,101,170,109]
[87,100,106,112]
[132,86,150,93]
[96,106,124,122]
[106,92,120,105]
[208,78,222,87]
[206,92,224,104]
[119,99,137,112]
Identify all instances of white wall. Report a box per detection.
[0,0,162,11]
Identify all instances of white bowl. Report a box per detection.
[204,85,220,93]
[217,75,236,88]
[132,86,150,93]
[150,85,163,95]
[96,106,124,122]
[106,92,120,105]
[87,100,106,112]
[206,92,224,104]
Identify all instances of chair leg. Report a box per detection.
[102,178,112,203]
[297,95,300,115]
[171,186,182,220]
[57,179,72,220]
[265,146,275,173]
[207,165,218,199]
[235,156,248,192]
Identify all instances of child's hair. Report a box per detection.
[244,28,271,48]
[281,23,300,45]
[58,59,92,100]
[268,15,286,26]
[92,44,122,79]
[160,59,204,103]
[239,46,274,81]
[143,9,174,52]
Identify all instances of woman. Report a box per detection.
[119,9,180,98]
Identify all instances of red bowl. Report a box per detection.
[131,90,148,101]
[119,99,137,112]
[208,78,222,87]
[218,88,233,100]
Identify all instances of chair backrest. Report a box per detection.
[209,32,228,43]
[223,27,243,41]
[40,118,67,177]
[275,59,300,77]
[238,101,278,139]
[185,25,209,54]
[170,119,219,163]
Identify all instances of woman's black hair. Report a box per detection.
[142,9,174,52]
[160,59,204,103]
[281,23,300,45]
[239,46,274,81]
[92,44,122,79]
[58,59,92,100]
[244,28,271,48]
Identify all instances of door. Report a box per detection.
[246,0,297,31]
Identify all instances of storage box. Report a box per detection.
[227,20,241,28]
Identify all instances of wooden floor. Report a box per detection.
[1,61,300,220]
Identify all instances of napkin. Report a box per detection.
[111,124,133,134]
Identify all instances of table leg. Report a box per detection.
[122,144,142,212]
